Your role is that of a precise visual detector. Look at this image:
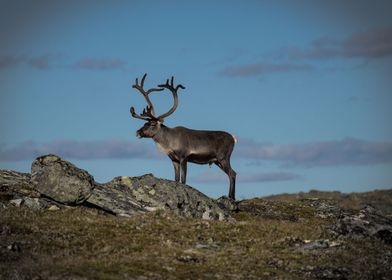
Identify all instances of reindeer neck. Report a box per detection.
[152,124,171,144]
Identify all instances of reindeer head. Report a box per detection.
[135,118,162,139]
[130,74,185,139]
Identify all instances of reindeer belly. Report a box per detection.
[187,152,217,165]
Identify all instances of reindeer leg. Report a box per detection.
[180,160,187,184]
[172,160,180,182]
[216,159,236,200]
[229,171,236,200]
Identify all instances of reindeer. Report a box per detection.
[130,74,237,200]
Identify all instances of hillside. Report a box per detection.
[263,189,392,216]
[1,155,391,279]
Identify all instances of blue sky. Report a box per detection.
[1,0,392,199]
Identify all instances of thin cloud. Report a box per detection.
[283,27,392,60]
[191,171,301,184]
[240,172,301,182]
[236,138,392,167]
[220,27,392,77]
[0,54,24,69]
[0,53,62,70]
[27,55,52,70]
[221,63,315,77]
[0,139,158,161]
[191,172,226,183]
[0,54,128,71]
[3,138,391,168]
[71,57,128,71]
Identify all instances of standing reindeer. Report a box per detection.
[130,74,237,200]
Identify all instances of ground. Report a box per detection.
[1,189,391,280]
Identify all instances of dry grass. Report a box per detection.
[1,193,391,279]
[263,189,392,215]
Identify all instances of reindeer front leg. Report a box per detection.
[172,160,180,182]
[180,160,187,184]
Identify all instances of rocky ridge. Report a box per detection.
[2,154,391,244]
[1,154,232,220]
[1,155,392,279]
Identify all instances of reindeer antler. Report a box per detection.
[155,76,185,121]
[130,73,163,120]
[130,74,185,122]
[130,105,155,121]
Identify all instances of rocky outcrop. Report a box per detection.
[1,154,230,220]
[236,196,392,245]
[86,180,146,216]
[3,153,392,229]
[31,155,95,205]
[329,205,392,244]
[0,170,38,197]
[216,196,239,212]
[94,174,228,220]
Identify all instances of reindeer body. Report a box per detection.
[153,126,235,165]
[130,74,237,199]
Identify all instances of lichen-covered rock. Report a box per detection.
[329,205,392,244]
[0,169,39,197]
[23,197,47,210]
[86,182,146,216]
[31,154,95,205]
[103,174,229,220]
[0,170,30,188]
[216,196,238,212]
[9,198,23,207]
[4,154,230,220]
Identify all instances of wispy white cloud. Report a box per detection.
[221,62,315,77]
[277,27,392,60]
[27,54,53,70]
[221,27,392,77]
[236,138,392,167]
[0,139,158,161]
[70,57,128,71]
[191,171,301,184]
[0,54,129,71]
[0,53,63,70]
[2,138,391,168]
[239,172,301,182]
[0,54,24,69]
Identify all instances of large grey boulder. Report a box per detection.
[93,174,229,220]
[329,205,392,244]
[23,154,229,220]
[31,155,95,205]
[0,169,38,197]
[86,181,146,216]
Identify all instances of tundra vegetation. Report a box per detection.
[1,155,391,279]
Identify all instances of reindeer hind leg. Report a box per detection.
[216,159,236,200]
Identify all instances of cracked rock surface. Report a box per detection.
[2,154,230,220]
[31,155,95,205]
